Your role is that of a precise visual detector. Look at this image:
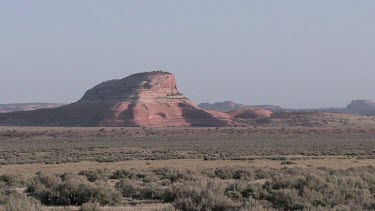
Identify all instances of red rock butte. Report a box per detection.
[0,71,235,127]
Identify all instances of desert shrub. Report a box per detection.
[267,188,308,210]
[153,167,181,182]
[0,182,17,204]
[115,179,172,201]
[224,183,246,201]
[141,172,162,183]
[172,179,240,211]
[110,169,137,180]
[26,172,62,193]
[201,166,375,210]
[115,179,141,198]
[0,174,26,187]
[5,193,42,211]
[204,167,274,181]
[3,164,375,210]
[80,202,101,211]
[212,168,235,180]
[27,174,121,206]
[262,167,375,210]
[93,182,122,205]
[225,182,268,202]
[139,183,172,201]
[79,169,111,182]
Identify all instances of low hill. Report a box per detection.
[229,108,273,119]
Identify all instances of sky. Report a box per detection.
[1,1,374,108]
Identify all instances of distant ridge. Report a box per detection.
[0,103,63,113]
[199,100,375,116]
[198,101,285,112]
[198,101,245,112]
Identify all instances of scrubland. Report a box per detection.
[0,116,375,210]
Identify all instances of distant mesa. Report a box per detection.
[198,101,284,112]
[346,100,375,115]
[198,101,245,112]
[0,71,235,127]
[200,100,375,116]
[0,103,63,113]
[253,105,285,112]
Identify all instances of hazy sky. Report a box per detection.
[1,1,374,108]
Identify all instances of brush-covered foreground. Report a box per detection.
[1,166,375,211]
[0,125,375,210]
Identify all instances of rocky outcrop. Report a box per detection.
[0,103,63,113]
[0,71,235,127]
[251,105,285,111]
[229,108,272,119]
[346,100,375,115]
[198,101,246,112]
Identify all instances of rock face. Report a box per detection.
[0,103,63,113]
[346,100,375,115]
[0,71,235,127]
[80,72,182,103]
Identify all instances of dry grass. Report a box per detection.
[1,126,374,165]
[1,157,374,177]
